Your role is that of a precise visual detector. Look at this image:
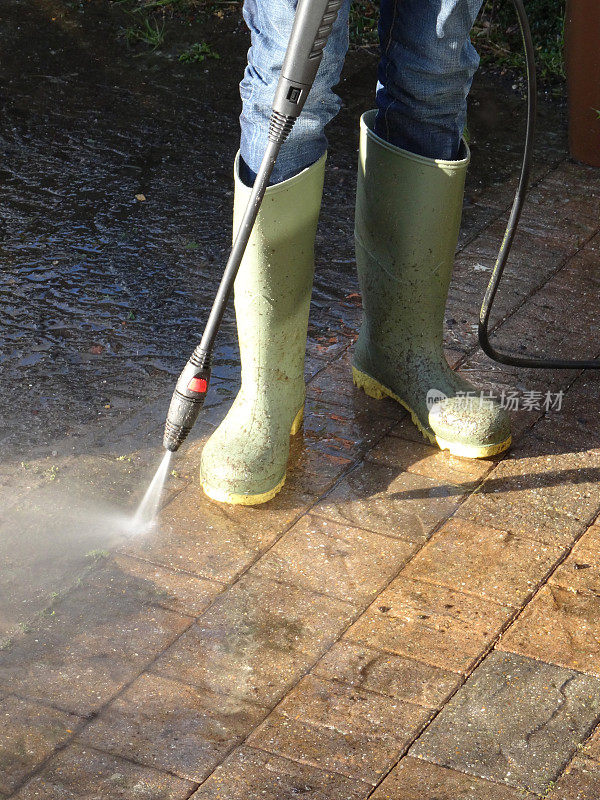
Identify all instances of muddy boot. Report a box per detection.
[200,153,326,504]
[352,111,511,458]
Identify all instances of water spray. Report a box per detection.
[130,451,173,533]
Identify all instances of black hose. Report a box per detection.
[478,0,600,369]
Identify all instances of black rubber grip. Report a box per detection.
[309,0,343,59]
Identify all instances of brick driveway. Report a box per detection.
[2,6,600,796]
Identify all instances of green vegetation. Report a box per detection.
[122,14,166,49]
[179,41,220,63]
[473,0,566,83]
[348,1,378,46]
[43,465,59,481]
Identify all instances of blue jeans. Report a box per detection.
[240,0,483,184]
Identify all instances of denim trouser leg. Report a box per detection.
[239,0,483,180]
[375,0,483,159]
[240,0,350,184]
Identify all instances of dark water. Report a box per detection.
[0,0,567,459]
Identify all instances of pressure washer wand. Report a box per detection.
[163,0,343,451]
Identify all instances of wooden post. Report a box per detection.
[565,0,600,167]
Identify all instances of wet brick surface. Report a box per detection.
[411,651,600,794]
[401,516,563,607]
[86,555,224,617]
[546,757,600,800]
[344,576,514,674]
[366,433,496,486]
[0,697,82,795]
[2,4,600,798]
[191,745,370,799]
[313,462,465,542]
[11,744,195,799]
[370,756,538,800]
[312,641,460,708]
[549,523,600,595]
[152,573,357,706]
[253,513,417,604]
[248,674,432,784]
[0,584,192,716]
[79,672,267,782]
[499,584,600,677]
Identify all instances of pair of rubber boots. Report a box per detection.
[200,111,511,505]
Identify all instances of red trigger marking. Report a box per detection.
[188,377,208,394]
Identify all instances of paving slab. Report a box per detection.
[306,351,404,421]
[0,696,82,794]
[312,462,465,542]
[370,756,538,800]
[313,641,460,709]
[302,398,395,462]
[1,6,599,796]
[499,584,600,677]
[190,745,370,799]
[286,442,353,496]
[153,573,357,706]
[366,434,495,486]
[307,309,357,362]
[548,757,600,800]
[86,555,224,617]
[0,451,181,641]
[550,524,600,596]
[345,576,513,674]
[121,483,315,583]
[0,583,191,716]
[248,674,431,785]
[532,380,600,452]
[411,650,600,794]
[455,443,598,546]
[401,517,563,607]
[79,672,267,782]
[11,743,195,799]
[253,514,416,605]
[581,723,600,762]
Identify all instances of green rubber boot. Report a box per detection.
[352,111,511,458]
[200,152,326,505]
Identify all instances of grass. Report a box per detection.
[122,14,166,49]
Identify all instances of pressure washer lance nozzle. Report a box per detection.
[163,349,211,452]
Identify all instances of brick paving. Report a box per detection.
[2,81,600,800]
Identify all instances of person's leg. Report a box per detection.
[352,1,512,458]
[240,0,350,184]
[200,0,350,505]
[375,0,483,159]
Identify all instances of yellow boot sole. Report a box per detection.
[352,366,511,459]
[201,407,304,506]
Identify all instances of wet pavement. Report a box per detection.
[2,1,600,798]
